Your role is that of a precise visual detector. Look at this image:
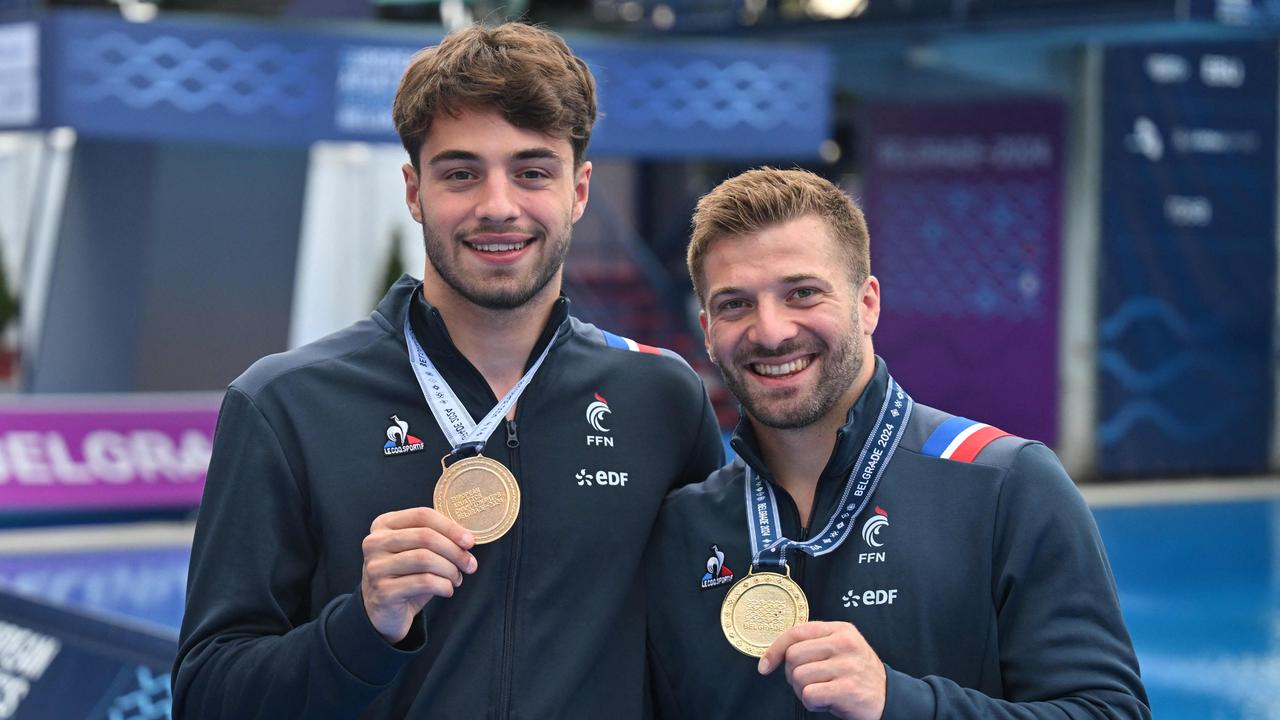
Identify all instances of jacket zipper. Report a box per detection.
[771,480,811,720]
[497,417,521,718]
[793,525,809,720]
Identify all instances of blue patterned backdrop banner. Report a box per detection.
[1099,40,1277,477]
[8,10,829,157]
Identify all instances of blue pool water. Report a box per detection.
[1094,499,1279,720]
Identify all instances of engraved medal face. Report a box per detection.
[720,572,809,657]
[432,455,520,544]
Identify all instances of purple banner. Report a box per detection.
[0,396,219,510]
[862,101,1063,445]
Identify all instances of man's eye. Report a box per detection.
[517,169,551,180]
[718,299,747,312]
[445,170,475,181]
[792,288,819,300]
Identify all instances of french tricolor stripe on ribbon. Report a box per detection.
[921,416,1012,463]
[601,330,662,355]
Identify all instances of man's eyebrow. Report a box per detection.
[707,275,832,305]
[512,148,563,163]
[707,286,744,304]
[427,148,564,165]
[780,274,826,285]
[427,150,481,165]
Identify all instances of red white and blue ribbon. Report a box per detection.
[920,416,1010,463]
[601,330,661,355]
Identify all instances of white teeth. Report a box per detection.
[473,242,528,252]
[752,357,811,376]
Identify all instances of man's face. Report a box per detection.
[699,215,879,430]
[403,109,592,310]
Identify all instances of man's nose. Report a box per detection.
[476,175,519,224]
[747,299,799,351]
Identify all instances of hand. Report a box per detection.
[361,507,478,644]
[758,621,886,720]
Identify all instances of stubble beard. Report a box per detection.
[421,209,573,311]
[713,321,864,431]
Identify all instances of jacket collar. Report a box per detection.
[378,274,571,370]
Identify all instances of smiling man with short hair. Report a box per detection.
[173,23,723,719]
[645,167,1149,719]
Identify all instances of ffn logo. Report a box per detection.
[862,506,889,548]
[586,393,614,447]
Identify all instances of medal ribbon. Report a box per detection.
[745,378,912,569]
[403,311,559,457]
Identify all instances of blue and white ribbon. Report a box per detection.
[745,378,913,569]
[403,312,558,457]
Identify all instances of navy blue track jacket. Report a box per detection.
[174,276,724,719]
[645,359,1149,719]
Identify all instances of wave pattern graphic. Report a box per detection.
[610,60,822,132]
[1096,400,1234,446]
[1099,297,1222,343]
[1097,350,1224,394]
[1096,295,1244,448]
[66,33,323,116]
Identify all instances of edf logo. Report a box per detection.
[576,469,629,487]
[841,588,899,608]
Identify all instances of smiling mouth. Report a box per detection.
[465,239,532,253]
[750,356,813,378]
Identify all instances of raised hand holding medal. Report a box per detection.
[721,379,912,657]
[405,314,557,544]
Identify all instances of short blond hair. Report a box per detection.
[687,167,869,304]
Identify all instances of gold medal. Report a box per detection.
[432,454,520,544]
[720,569,809,657]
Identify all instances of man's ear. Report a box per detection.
[402,163,423,224]
[571,161,592,223]
[860,275,881,336]
[699,309,713,360]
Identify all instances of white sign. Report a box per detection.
[0,23,38,127]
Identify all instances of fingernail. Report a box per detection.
[466,554,478,573]
[758,658,771,674]
[462,532,475,547]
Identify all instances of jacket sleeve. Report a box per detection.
[676,380,726,489]
[882,443,1150,719]
[171,387,423,719]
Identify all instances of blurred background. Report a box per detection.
[0,0,1277,717]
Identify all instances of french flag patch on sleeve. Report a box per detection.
[601,330,662,355]
[921,416,1013,463]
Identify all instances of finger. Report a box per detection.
[365,571,458,606]
[371,525,481,568]
[788,657,841,689]
[798,681,840,714]
[759,621,839,674]
[369,548,471,586]
[781,634,845,671]
[371,507,476,549]
[366,527,478,574]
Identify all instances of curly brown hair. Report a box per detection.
[687,167,870,305]
[393,22,597,170]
